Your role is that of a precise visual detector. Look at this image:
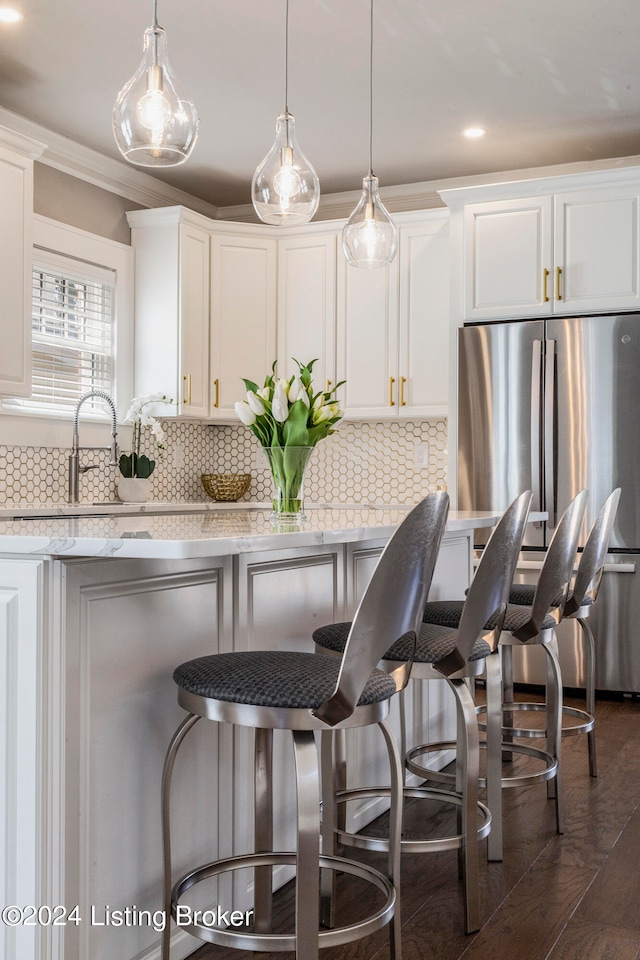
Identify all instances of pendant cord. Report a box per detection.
[284,0,290,113]
[368,0,374,177]
[152,0,158,28]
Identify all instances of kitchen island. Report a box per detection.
[0,505,508,960]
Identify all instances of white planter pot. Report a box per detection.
[117,477,151,503]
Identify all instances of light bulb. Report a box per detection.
[113,24,198,167]
[342,175,397,268]
[252,112,320,225]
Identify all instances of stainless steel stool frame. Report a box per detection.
[161,492,450,960]
[315,491,533,934]
[499,488,621,778]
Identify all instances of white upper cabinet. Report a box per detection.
[128,208,211,418]
[277,232,337,390]
[0,128,45,397]
[454,178,640,321]
[337,211,449,419]
[209,234,276,419]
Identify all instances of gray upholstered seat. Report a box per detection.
[313,621,492,665]
[174,650,397,710]
[422,599,557,633]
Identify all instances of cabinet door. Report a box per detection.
[554,185,640,313]
[277,234,337,389]
[0,143,36,397]
[337,256,399,419]
[398,216,449,417]
[210,235,276,419]
[178,224,210,418]
[463,196,553,320]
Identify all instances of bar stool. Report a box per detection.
[507,487,621,777]
[422,489,588,839]
[161,491,449,960]
[313,491,532,934]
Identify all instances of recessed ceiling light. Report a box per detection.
[463,127,486,139]
[0,6,23,22]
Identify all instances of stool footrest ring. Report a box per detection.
[476,701,595,739]
[333,784,491,852]
[172,851,394,951]
[406,739,558,789]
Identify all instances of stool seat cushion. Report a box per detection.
[422,599,557,634]
[173,650,397,710]
[312,621,491,666]
[509,583,593,610]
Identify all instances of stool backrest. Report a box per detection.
[313,491,450,726]
[513,488,588,641]
[436,490,533,677]
[565,487,621,615]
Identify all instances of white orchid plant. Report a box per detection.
[119,393,174,479]
[235,359,344,448]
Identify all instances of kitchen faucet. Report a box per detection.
[68,390,119,503]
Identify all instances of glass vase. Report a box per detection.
[263,446,315,523]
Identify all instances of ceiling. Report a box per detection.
[2,0,640,210]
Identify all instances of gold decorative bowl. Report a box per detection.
[201,473,251,502]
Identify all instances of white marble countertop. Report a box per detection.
[0,504,520,560]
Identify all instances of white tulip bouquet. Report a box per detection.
[235,359,343,446]
[235,359,344,518]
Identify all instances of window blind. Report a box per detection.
[7,253,115,415]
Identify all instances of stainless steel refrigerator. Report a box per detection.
[457,314,640,693]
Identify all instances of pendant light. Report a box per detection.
[112,0,198,167]
[252,0,320,225]
[342,0,397,268]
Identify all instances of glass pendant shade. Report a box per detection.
[112,23,198,167]
[342,175,397,268]
[252,111,320,225]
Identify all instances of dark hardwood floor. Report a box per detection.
[190,692,640,960]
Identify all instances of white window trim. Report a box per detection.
[0,214,133,449]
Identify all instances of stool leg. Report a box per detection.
[254,727,274,934]
[378,716,403,960]
[398,687,408,785]
[450,678,481,935]
[292,730,321,960]
[161,713,200,960]
[543,635,564,834]
[501,643,514,762]
[485,650,503,862]
[579,617,598,777]
[320,729,337,928]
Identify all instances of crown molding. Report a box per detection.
[218,154,640,223]
[0,105,220,219]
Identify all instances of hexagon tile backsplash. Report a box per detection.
[0,419,447,505]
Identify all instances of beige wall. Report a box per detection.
[33,163,145,244]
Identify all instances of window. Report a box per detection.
[2,215,133,434]
[21,253,115,414]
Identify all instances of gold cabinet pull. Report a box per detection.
[326,379,332,393]
[213,378,219,408]
[555,266,562,300]
[543,268,550,302]
[389,377,395,406]
[400,376,407,406]
[183,373,192,405]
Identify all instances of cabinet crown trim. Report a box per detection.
[440,164,640,208]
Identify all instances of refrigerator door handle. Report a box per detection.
[544,338,556,528]
[530,339,543,525]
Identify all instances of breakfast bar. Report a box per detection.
[0,505,511,960]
